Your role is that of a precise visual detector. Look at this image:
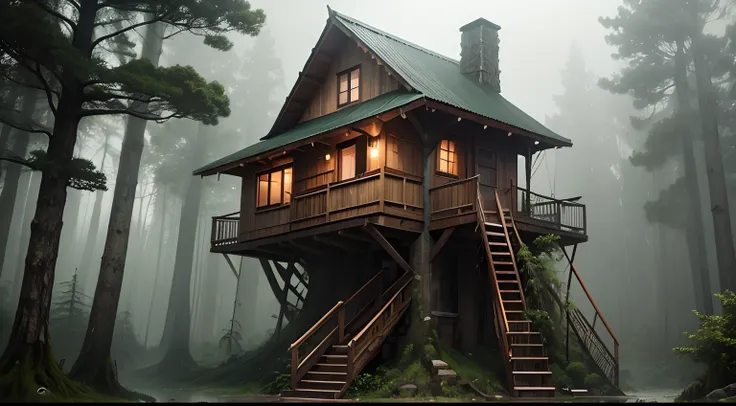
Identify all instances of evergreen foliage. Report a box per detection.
[49,271,91,367]
[675,290,736,400]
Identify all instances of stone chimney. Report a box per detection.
[460,18,501,93]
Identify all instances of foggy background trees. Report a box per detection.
[0,0,734,396]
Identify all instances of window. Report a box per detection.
[437,139,457,176]
[256,167,292,208]
[338,66,360,107]
[339,144,356,181]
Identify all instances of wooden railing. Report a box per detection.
[512,185,587,235]
[564,262,619,387]
[475,186,514,392]
[430,175,479,219]
[346,271,413,387]
[288,270,388,390]
[211,211,240,247]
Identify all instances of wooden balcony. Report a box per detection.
[210,167,423,249]
[211,174,588,250]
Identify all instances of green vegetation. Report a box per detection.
[675,291,736,401]
[436,345,504,396]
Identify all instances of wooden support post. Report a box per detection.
[338,307,345,342]
[525,147,532,213]
[364,224,418,277]
[430,227,455,262]
[222,253,240,279]
[563,244,578,363]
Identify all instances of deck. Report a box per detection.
[210,172,587,254]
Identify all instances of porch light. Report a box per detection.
[325,154,331,161]
[534,141,540,145]
[370,147,379,158]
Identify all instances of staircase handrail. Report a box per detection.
[567,261,620,386]
[476,185,514,394]
[348,270,413,365]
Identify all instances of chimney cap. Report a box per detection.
[460,18,501,32]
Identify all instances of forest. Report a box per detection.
[0,0,735,403]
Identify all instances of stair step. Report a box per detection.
[513,371,552,375]
[507,331,540,335]
[499,290,520,293]
[307,371,347,376]
[292,388,341,393]
[514,386,555,391]
[300,380,346,385]
[510,357,548,360]
[510,341,541,345]
[491,252,512,256]
[493,261,514,266]
[485,222,503,228]
[496,271,517,275]
[487,231,506,237]
[489,242,508,246]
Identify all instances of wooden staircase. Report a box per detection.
[282,270,414,400]
[477,189,555,398]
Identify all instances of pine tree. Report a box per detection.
[49,270,91,368]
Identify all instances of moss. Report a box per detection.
[436,344,503,396]
[423,344,438,360]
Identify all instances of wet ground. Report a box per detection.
[142,388,681,403]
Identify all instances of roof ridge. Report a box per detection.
[330,9,459,65]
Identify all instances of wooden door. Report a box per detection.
[477,149,498,210]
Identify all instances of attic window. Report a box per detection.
[337,66,360,107]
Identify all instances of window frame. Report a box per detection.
[255,164,293,210]
[336,65,361,109]
[436,139,459,178]
[337,140,358,182]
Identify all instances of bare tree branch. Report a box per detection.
[33,0,77,33]
[79,108,179,122]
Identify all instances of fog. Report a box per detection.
[1,0,735,401]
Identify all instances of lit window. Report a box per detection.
[339,144,356,181]
[438,139,457,176]
[338,66,360,107]
[256,166,293,208]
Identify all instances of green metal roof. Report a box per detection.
[193,91,422,175]
[330,10,572,146]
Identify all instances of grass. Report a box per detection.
[435,344,504,397]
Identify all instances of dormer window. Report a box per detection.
[437,139,458,176]
[337,66,360,108]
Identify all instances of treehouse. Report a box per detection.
[195,8,619,400]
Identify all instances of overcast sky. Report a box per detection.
[241,0,625,123]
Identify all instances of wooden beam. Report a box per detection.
[338,229,375,244]
[364,224,418,277]
[376,99,426,122]
[260,259,285,304]
[313,234,365,253]
[287,261,308,288]
[222,254,240,279]
[430,228,455,262]
[274,262,306,302]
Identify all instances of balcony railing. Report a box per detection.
[210,167,424,247]
[513,185,587,235]
[211,211,240,247]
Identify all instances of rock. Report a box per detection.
[432,360,449,370]
[708,389,729,401]
[437,369,458,385]
[398,384,418,398]
[725,384,736,397]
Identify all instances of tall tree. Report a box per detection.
[686,0,736,293]
[0,0,260,398]
[599,0,715,314]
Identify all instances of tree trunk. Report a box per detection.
[69,21,164,395]
[0,85,21,185]
[673,39,714,314]
[10,171,40,303]
[78,132,110,290]
[56,188,83,280]
[690,32,736,294]
[0,88,37,279]
[157,124,207,371]
[144,186,168,347]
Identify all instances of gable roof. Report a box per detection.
[327,9,571,147]
[194,8,571,176]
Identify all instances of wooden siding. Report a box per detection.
[300,44,401,122]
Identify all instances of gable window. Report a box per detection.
[339,144,357,181]
[257,166,292,208]
[337,66,360,107]
[437,139,457,176]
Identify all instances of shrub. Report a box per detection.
[423,343,438,360]
[565,362,586,387]
[549,363,571,388]
[346,373,388,397]
[583,373,603,389]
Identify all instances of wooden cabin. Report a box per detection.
[195,8,618,400]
